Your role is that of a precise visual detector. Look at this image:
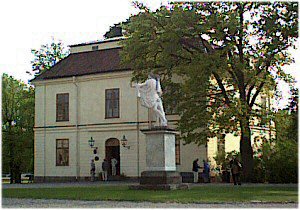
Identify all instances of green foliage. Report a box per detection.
[3,185,298,203]
[252,135,298,183]
[2,74,35,182]
[214,150,240,170]
[275,109,298,143]
[121,2,298,180]
[30,40,69,77]
[266,141,298,183]
[214,150,226,166]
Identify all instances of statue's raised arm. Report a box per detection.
[134,73,168,127]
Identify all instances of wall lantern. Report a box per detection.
[88,137,95,148]
[121,135,130,149]
[88,137,99,161]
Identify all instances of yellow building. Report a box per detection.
[32,37,274,182]
[32,38,206,182]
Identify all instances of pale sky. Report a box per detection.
[0,0,167,83]
[0,0,298,108]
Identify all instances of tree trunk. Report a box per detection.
[13,166,22,184]
[240,116,254,182]
[8,122,14,184]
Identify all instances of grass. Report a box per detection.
[2,185,298,203]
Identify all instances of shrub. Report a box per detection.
[266,140,298,183]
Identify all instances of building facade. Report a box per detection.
[32,38,206,182]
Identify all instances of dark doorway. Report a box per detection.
[105,138,120,176]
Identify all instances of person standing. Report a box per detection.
[90,159,96,182]
[192,158,200,183]
[230,157,242,185]
[102,158,109,181]
[111,157,118,176]
[203,160,211,183]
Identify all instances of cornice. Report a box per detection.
[33,70,133,86]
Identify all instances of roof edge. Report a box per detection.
[31,68,132,82]
[69,36,126,48]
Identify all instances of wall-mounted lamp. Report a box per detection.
[121,135,130,149]
[89,137,99,161]
[88,137,95,148]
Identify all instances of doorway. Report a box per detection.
[105,138,120,176]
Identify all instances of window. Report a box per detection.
[56,139,69,166]
[56,93,69,122]
[105,89,119,118]
[175,137,180,165]
[92,45,98,51]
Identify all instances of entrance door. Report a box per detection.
[105,138,120,176]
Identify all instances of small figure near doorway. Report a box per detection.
[102,158,109,181]
[90,159,96,182]
[111,157,118,176]
[230,157,242,185]
[192,158,200,183]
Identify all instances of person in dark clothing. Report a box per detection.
[192,158,201,183]
[102,159,109,181]
[90,159,96,182]
[203,160,211,183]
[230,157,242,185]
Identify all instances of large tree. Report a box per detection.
[121,2,298,181]
[2,74,35,183]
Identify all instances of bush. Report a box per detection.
[266,141,298,183]
[252,157,267,183]
[252,139,298,183]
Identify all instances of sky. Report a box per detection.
[0,0,299,108]
[0,0,167,82]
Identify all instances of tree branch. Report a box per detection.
[237,3,245,63]
[212,71,231,105]
[249,81,265,108]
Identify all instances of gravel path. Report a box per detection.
[2,198,298,208]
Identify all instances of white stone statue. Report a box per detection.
[133,73,168,127]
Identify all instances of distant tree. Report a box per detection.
[275,88,298,143]
[2,74,34,183]
[29,40,69,77]
[287,85,298,113]
[121,2,298,181]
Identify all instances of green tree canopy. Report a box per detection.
[121,2,298,181]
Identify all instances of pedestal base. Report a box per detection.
[129,127,189,190]
[129,170,189,190]
[140,171,182,185]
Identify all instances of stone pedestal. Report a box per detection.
[130,127,189,190]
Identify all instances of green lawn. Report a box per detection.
[2,185,298,203]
